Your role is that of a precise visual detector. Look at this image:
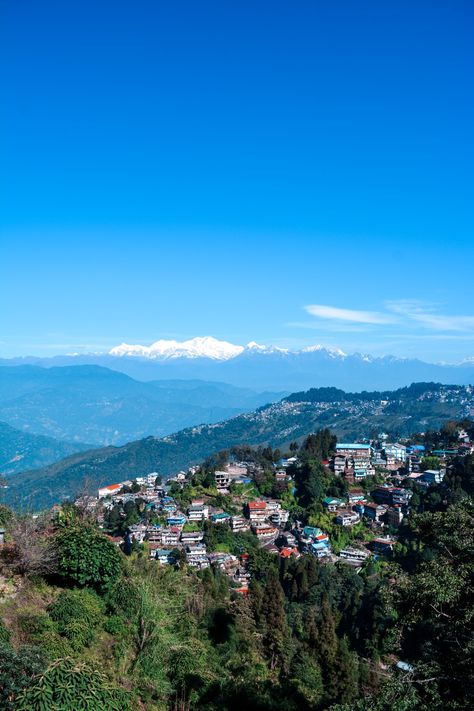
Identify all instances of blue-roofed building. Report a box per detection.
[211,512,231,524]
[166,514,186,526]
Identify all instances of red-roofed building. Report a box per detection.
[98,483,122,498]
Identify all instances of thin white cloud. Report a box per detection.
[386,300,474,332]
[305,304,395,325]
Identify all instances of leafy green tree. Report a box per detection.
[55,524,122,592]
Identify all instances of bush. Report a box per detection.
[103,614,127,636]
[15,657,132,710]
[55,525,122,592]
[0,642,46,710]
[17,610,56,639]
[48,588,104,650]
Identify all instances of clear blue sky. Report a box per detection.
[1,1,473,361]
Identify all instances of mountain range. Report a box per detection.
[3,382,473,510]
[0,365,283,446]
[2,337,474,391]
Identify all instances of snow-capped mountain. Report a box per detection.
[2,337,473,392]
[109,337,339,361]
[109,336,244,361]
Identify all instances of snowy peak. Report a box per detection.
[302,344,347,358]
[109,338,354,361]
[109,337,244,361]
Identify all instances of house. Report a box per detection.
[251,522,279,539]
[384,443,407,462]
[231,516,249,532]
[160,527,181,547]
[335,511,360,526]
[310,539,330,558]
[211,511,231,524]
[385,506,404,528]
[266,500,282,512]
[279,546,300,559]
[364,503,387,522]
[420,469,445,485]
[154,549,173,565]
[98,483,122,498]
[269,509,289,526]
[166,513,187,526]
[247,500,267,522]
[348,489,366,504]
[333,455,347,475]
[323,496,346,512]
[339,547,370,564]
[187,503,209,522]
[180,531,204,544]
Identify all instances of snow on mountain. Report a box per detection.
[109,336,244,361]
[109,337,343,361]
[302,344,347,358]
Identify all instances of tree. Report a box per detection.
[1,513,57,577]
[55,524,122,592]
[261,569,289,670]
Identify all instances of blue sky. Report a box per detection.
[1,1,473,361]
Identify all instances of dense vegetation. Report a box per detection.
[0,422,473,709]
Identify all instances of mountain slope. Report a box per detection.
[0,365,284,445]
[5,382,473,509]
[0,421,90,476]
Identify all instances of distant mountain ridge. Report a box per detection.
[2,337,474,391]
[0,365,284,446]
[4,382,473,510]
[0,421,90,476]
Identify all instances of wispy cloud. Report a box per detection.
[386,300,474,332]
[304,304,395,325]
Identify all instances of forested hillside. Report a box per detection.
[4,383,473,509]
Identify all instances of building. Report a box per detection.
[251,522,279,539]
[247,501,267,522]
[323,496,346,512]
[154,549,173,565]
[336,443,372,458]
[211,512,231,524]
[385,506,404,528]
[187,503,209,522]
[335,511,360,526]
[364,503,387,522]
[231,516,249,532]
[214,470,231,491]
[384,443,407,462]
[339,547,370,564]
[98,483,122,498]
[420,469,445,485]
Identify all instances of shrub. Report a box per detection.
[48,588,104,650]
[103,614,127,636]
[0,642,46,710]
[15,657,132,710]
[55,525,122,592]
